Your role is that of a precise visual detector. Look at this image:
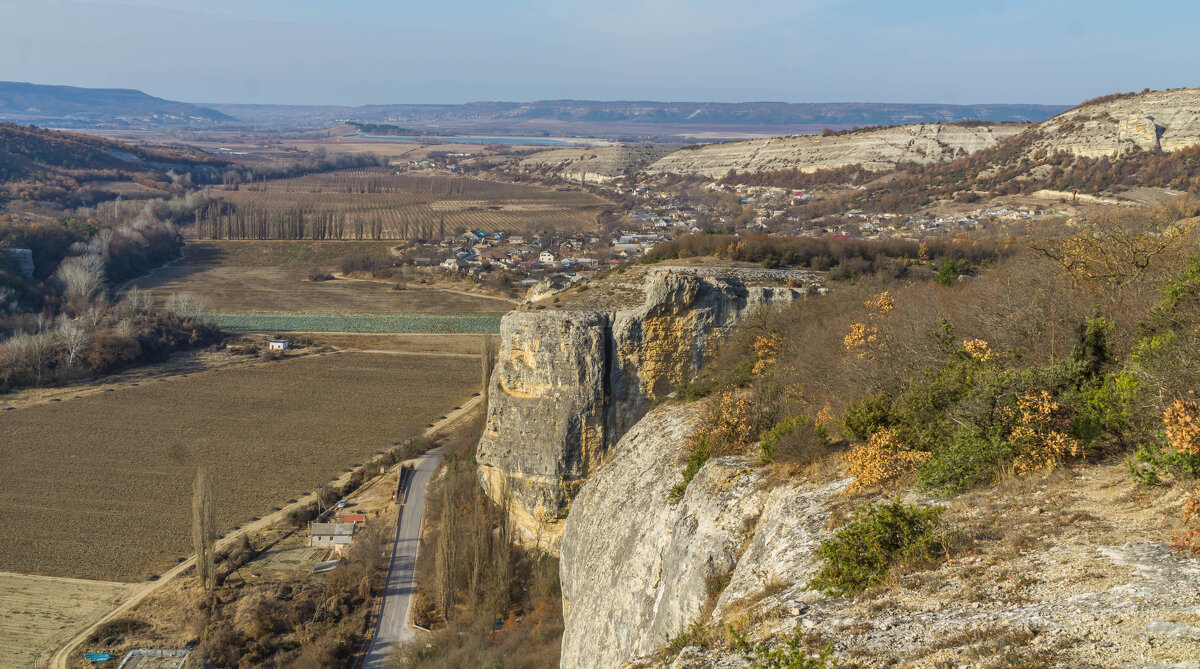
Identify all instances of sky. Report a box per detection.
[0,0,1195,107]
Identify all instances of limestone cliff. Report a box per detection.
[518,145,676,183]
[645,123,1025,177]
[475,265,821,548]
[558,403,850,669]
[1029,88,1200,158]
[559,400,1200,669]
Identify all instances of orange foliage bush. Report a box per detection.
[1011,390,1082,474]
[844,427,930,492]
[1163,399,1200,455]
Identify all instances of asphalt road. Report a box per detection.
[362,444,444,668]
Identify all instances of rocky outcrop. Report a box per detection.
[475,266,821,548]
[558,402,849,669]
[0,248,34,279]
[1029,88,1200,158]
[645,123,1025,177]
[561,402,1200,668]
[518,145,676,183]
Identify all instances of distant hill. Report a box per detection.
[210,100,1070,133]
[0,81,235,127]
[644,122,1029,177]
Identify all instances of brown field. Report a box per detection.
[0,572,131,669]
[201,168,605,237]
[130,241,514,314]
[0,352,478,582]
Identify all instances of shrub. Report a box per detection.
[918,428,1013,494]
[87,617,150,645]
[307,267,334,282]
[840,394,894,442]
[760,415,830,464]
[744,632,837,669]
[807,500,945,597]
[1164,399,1200,455]
[670,437,710,500]
[843,428,929,492]
[1009,390,1082,474]
[661,620,719,661]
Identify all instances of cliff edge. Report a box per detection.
[475,265,823,549]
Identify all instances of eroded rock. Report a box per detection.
[476,266,820,548]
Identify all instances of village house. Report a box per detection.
[308,522,356,553]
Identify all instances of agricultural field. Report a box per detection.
[128,241,513,322]
[0,352,478,582]
[197,168,607,239]
[0,573,131,669]
[206,312,499,333]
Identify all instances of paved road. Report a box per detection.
[362,444,444,668]
[52,391,482,669]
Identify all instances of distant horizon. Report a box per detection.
[0,79,1082,110]
[3,1,1195,107]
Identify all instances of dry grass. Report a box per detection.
[0,572,131,669]
[0,352,478,582]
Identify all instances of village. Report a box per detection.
[399,162,1054,293]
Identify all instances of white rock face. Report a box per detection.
[559,403,848,669]
[1031,88,1200,157]
[476,267,820,550]
[646,123,1025,177]
[518,145,676,183]
[713,478,850,617]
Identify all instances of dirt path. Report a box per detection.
[48,394,484,669]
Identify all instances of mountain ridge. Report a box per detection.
[0,81,234,127]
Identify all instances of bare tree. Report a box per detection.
[433,462,458,619]
[24,333,56,383]
[192,469,217,591]
[121,287,154,313]
[56,255,105,305]
[55,317,89,368]
[165,293,209,320]
[84,305,105,329]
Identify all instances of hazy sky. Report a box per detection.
[1,0,1195,106]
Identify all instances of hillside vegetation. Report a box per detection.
[634,197,1200,666]
[0,123,228,205]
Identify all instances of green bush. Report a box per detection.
[840,394,895,442]
[760,415,830,464]
[743,628,837,669]
[1128,440,1200,487]
[918,428,1013,494]
[935,258,975,285]
[669,437,710,500]
[1068,370,1143,447]
[808,500,945,597]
